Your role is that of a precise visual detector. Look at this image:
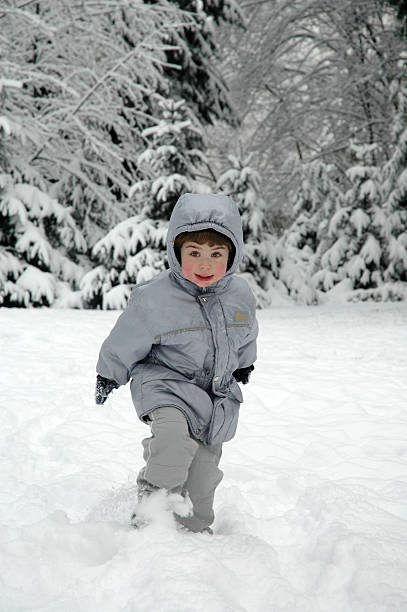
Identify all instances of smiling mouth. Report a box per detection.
[195,274,214,281]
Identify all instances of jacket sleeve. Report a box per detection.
[238,313,258,369]
[237,287,258,369]
[96,296,154,385]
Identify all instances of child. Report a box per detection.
[95,193,258,533]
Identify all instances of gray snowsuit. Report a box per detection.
[97,192,258,530]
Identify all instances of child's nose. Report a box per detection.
[200,257,211,269]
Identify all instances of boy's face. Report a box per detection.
[180,241,229,287]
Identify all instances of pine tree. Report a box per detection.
[278,160,343,303]
[0,80,86,307]
[76,0,244,310]
[2,0,189,243]
[2,0,243,309]
[80,215,167,309]
[216,154,278,306]
[379,78,407,297]
[280,79,407,304]
[80,96,208,308]
[214,0,407,229]
[154,0,243,125]
[317,142,384,298]
[132,97,207,220]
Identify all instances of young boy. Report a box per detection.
[95,193,258,533]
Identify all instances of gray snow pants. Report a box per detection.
[137,406,223,532]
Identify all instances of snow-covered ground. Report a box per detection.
[1,303,407,612]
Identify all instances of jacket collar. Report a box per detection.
[169,268,232,298]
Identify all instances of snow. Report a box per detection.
[360,233,382,266]
[102,285,132,311]
[1,303,407,611]
[328,208,348,235]
[15,224,52,267]
[0,78,23,91]
[0,116,12,137]
[0,194,27,223]
[0,250,23,281]
[389,236,407,267]
[15,265,56,305]
[350,208,370,237]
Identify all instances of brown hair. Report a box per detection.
[174,229,235,267]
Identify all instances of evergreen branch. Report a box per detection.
[239,0,271,8]
[2,63,81,99]
[71,116,124,162]
[17,0,39,8]
[81,159,130,192]
[70,38,183,116]
[203,160,217,183]
[40,156,114,212]
[70,49,138,117]
[0,7,56,32]
[193,171,216,182]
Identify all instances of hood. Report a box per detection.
[167,193,243,294]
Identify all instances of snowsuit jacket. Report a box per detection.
[96,193,258,445]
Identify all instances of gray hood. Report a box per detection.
[167,193,243,294]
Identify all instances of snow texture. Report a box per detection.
[1,304,407,611]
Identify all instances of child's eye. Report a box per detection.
[190,251,200,257]
[212,252,223,258]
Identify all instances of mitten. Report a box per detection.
[95,374,119,405]
[233,365,254,385]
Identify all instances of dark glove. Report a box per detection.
[233,365,254,385]
[95,374,119,405]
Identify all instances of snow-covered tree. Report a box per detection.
[79,96,210,309]
[158,0,243,125]
[1,0,190,243]
[378,79,407,297]
[131,97,208,220]
[276,160,343,303]
[2,0,244,310]
[0,182,86,307]
[214,0,407,229]
[279,78,407,304]
[317,143,384,298]
[284,162,341,257]
[0,82,86,307]
[80,215,167,309]
[216,154,280,306]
